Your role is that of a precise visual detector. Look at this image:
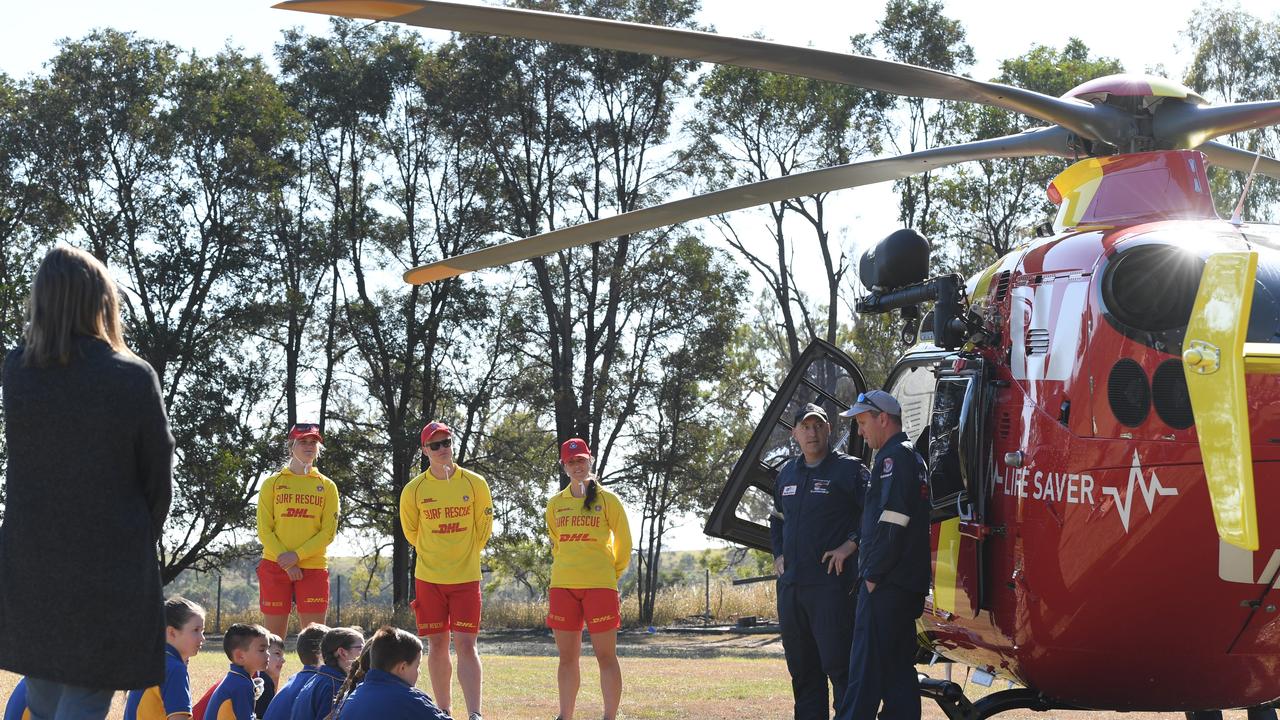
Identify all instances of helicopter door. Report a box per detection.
[705,339,867,552]
[928,356,995,619]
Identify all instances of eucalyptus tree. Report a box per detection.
[621,236,745,624]
[858,0,974,235]
[930,40,1123,276]
[27,33,295,582]
[447,0,700,481]
[1183,4,1280,219]
[685,61,888,365]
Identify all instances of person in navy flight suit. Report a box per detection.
[769,402,868,720]
[838,390,932,720]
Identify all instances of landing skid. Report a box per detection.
[919,676,1074,720]
[920,676,1280,720]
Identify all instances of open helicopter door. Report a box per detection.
[705,339,867,552]
[925,355,996,619]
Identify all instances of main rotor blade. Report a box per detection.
[401,127,1073,283]
[1156,100,1280,149]
[1199,141,1280,181]
[274,0,1131,146]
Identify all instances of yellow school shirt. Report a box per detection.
[546,485,632,589]
[257,466,340,569]
[400,466,494,584]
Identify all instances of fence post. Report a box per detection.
[335,575,342,625]
[215,575,223,634]
[704,569,711,625]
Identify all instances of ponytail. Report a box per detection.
[329,642,371,719]
[583,476,598,510]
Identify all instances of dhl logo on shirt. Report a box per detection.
[433,522,467,534]
[559,533,594,542]
[284,508,315,519]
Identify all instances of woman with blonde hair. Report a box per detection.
[0,245,174,719]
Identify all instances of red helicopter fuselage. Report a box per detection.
[918,151,1280,709]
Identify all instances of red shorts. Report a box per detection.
[257,559,330,615]
[547,587,621,633]
[412,579,482,635]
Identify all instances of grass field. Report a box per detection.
[0,637,1265,720]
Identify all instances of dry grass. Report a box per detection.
[0,650,1267,720]
[208,581,778,632]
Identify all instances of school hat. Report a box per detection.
[840,390,902,417]
[421,421,453,445]
[287,423,322,442]
[560,438,592,463]
[793,403,828,425]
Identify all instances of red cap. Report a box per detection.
[288,423,322,442]
[560,438,591,463]
[421,421,453,445]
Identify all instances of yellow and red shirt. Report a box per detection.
[400,466,493,584]
[257,466,340,569]
[546,485,632,589]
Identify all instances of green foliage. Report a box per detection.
[1183,4,1280,219]
[930,40,1123,278]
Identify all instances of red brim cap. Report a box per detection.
[288,424,323,442]
[421,421,453,445]
[560,438,592,463]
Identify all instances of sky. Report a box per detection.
[4,0,1277,553]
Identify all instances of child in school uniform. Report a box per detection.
[255,634,286,718]
[261,624,328,720]
[335,627,447,720]
[124,597,206,720]
[289,627,363,720]
[208,624,271,720]
[3,677,29,720]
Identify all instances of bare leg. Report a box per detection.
[554,629,583,720]
[262,613,289,639]
[453,631,483,716]
[590,630,622,720]
[426,632,454,715]
[298,612,327,633]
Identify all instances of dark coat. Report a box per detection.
[0,337,174,689]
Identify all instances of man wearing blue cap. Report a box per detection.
[838,391,931,720]
[770,402,868,719]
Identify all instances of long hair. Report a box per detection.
[583,474,599,510]
[330,639,373,719]
[22,246,128,367]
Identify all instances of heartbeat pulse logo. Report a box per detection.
[1102,451,1178,532]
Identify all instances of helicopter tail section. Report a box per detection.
[1182,251,1279,552]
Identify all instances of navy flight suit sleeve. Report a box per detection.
[769,459,795,559]
[862,441,926,584]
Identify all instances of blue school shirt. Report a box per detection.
[124,644,192,719]
[334,669,447,720]
[288,664,346,720]
[207,664,257,720]
[261,666,318,720]
[3,678,28,720]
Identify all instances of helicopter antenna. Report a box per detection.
[1229,149,1264,226]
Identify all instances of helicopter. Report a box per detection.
[274,1,1280,717]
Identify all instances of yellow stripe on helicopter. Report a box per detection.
[1182,251,1280,552]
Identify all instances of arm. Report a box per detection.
[400,479,420,549]
[606,493,632,580]
[257,476,288,560]
[768,461,790,574]
[545,501,559,556]
[472,472,494,550]
[863,453,915,584]
[294,479,340,561]
[138,365,175,539]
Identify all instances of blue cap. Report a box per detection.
[840,390,902,417]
